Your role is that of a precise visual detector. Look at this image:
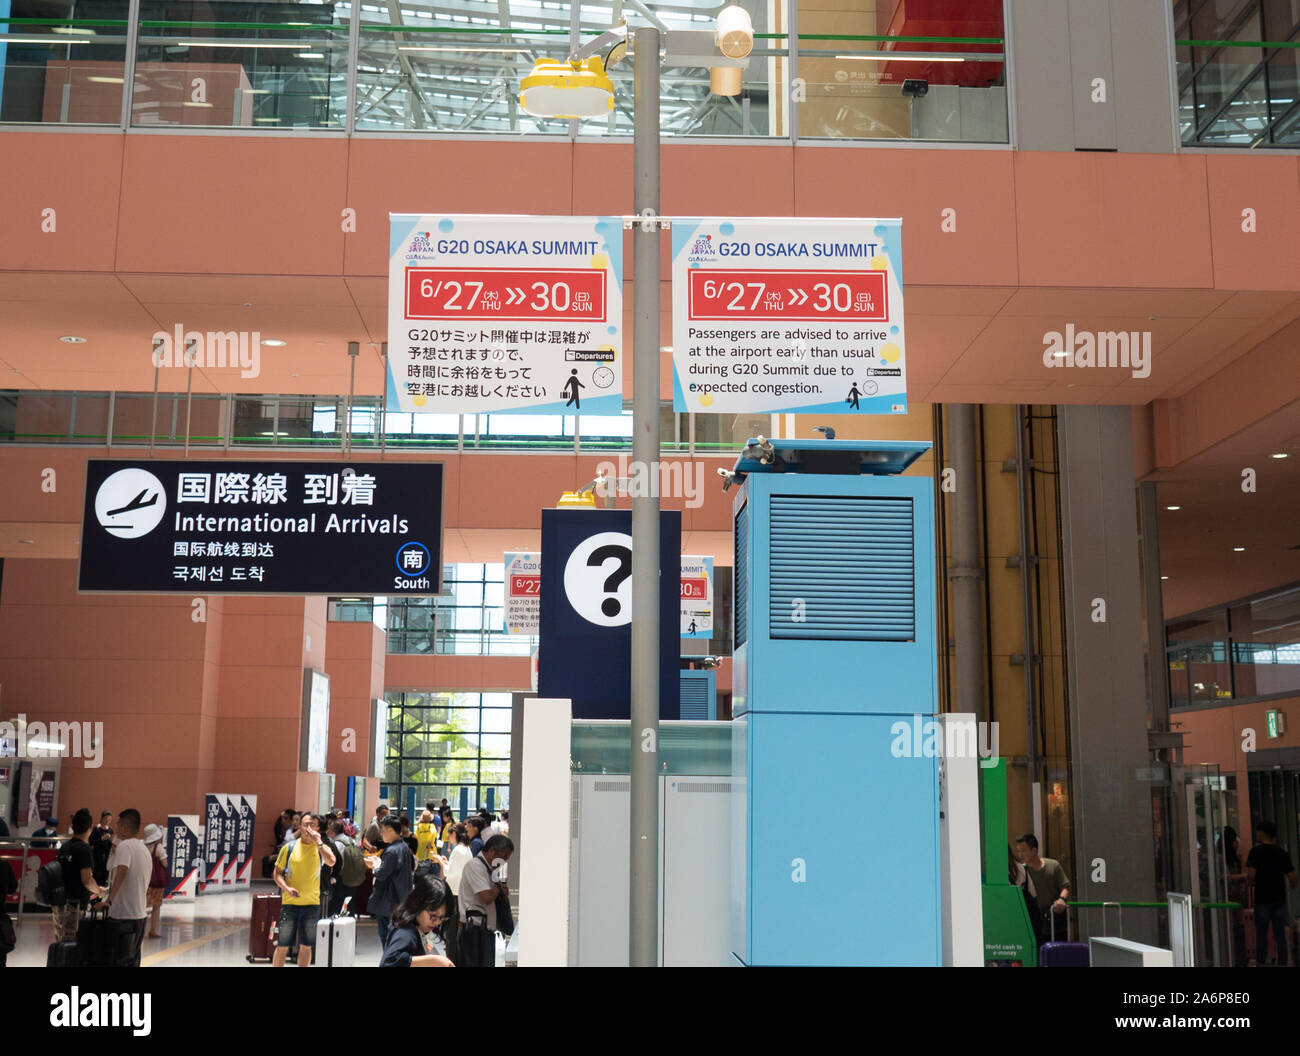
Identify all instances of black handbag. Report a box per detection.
[495,892,515,937]
[457,909,495,968]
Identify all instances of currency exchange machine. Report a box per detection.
[728,438,941,966]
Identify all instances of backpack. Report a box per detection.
[36,858,68,908]
[338,838,366,887]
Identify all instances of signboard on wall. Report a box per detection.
[232,794,257,887]
[504,551,541,635]
[202,793,226,893]
[165,814,201,901]
[538,509,680,721]
[671,218,906,415]
[302,672,330,774]
[78,459,444,595]
[388,214,624,415]
[680,555,714,638]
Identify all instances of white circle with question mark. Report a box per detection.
[563,531,633,627]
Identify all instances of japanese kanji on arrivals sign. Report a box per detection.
[504,552,540,636]
[671,218,906,415]
[388,214,624,415]
[78,459,444,595]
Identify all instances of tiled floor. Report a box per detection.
[5,881,488,967]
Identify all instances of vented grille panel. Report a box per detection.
[768,495,915,641]
[679,671,712,720]
[735,502,749,648]
[676,781,731,793]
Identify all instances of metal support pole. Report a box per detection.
[1014,406,1040,825]
[629,24,661,969]
[380,342,388,460]
[946,404,985,726]
[345,340,359,459]
[1139,480,1182,892]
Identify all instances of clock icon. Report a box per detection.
[591,366,615,389]
[863,380,878,396]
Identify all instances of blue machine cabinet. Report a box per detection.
[729,439,941,966]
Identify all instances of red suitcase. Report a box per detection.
[247,891,281,962]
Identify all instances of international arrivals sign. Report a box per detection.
[388,214,624,416]
[78,459,444,595]
[671,218,907,415]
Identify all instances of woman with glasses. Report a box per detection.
[379,875,454,967]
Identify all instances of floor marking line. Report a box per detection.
[141,923,246,966]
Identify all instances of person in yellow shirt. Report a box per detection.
[438,807,454,847]
[272,812,335,968]
[415,810,438,862]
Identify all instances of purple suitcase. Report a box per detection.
[1039,912,1089,966]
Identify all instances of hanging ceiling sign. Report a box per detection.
[388,214,624,416]
[78,459,444,595]
[671,217,906,415]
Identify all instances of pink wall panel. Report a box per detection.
[115,136,350,274]
[1013,153,1213,288]
[794,147,1019,287]
[343,139,577,276]
[0,134,124,271]
[1204,155,1300,292]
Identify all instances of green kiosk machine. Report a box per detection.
[980,759,1039,966]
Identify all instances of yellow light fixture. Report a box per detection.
[520,56,615,118]
[557,490,598,509]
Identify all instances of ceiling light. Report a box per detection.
[59,336,87,343]
[18,539,35,545]
[263,339,287,347]
[53,26,96,35]
[87,76,125,84]
[398,45,531,54]
[1161,575,1169,580]
[1271,453,1289,459]
[298,52,325,59]
[836,54,964,62]
[3,36,92,44]
[1165,505,1181,511]
[520,56,615,118]
[183,101,214,107]
[170,40,325,49]
[1233,547,1246,552]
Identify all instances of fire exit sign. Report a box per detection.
[1266,709,1285,738]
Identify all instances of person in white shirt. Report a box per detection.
[443,822,472,964]
[457,834,514,968]
[104,809,153,967]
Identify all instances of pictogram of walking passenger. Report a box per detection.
[563,368,585,409]
[845,382,862,410]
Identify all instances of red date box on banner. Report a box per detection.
[687,269,888,322]
[405,268,607,322]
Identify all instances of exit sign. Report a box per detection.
[1267,709,1285,738]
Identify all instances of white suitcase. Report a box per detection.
[316,915,356,967]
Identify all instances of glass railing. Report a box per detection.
[0,389,729,454]
[0,0,1009,143]
[1173,0,1300,147]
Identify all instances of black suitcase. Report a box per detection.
[47,941,80,967]
[76,904,130,967]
